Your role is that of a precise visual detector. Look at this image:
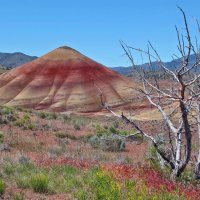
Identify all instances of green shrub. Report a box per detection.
[74,123,81,131]
[0,132,4,143]
[95,124,109,136]
[89,135,100,149]
[89,134,126,151]
[13,192,26,200]
[30,174,49,193]
[17,154,31,165]
[109,126,118,134]
[3,163,15,176]
[55,132,77,140]
[0,106,18,124]
[55,132,67,138]
[16,176,30,189]
[38,112,46,119]
[81,168,121,200]
[62,114,71,122]
[1,106,15,115]
[0,179,6,195]
[14,113,35,130]
[38,112,57,120]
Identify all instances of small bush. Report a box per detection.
[81,168,121,200]
[38,112,57,120]
[1,106,15,115]
[74,123,81,131]
[109,126,118,134]
[17,154,31,165]
[0,132,4,143]
[0,106,18,124]
[16,176,30,189]
[49,146,64,156]
[0,179,6,195]
[3,163,15,176]
[89,134,125,151]
[31,174,49,193]
[14,113,35,130]
[62,114,71,122]
[13,192,26,200]
[38,112,46,119]
[55,132,77,140]
[95,124,109,136]
[55,132,67,139]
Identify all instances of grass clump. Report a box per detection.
[0,131,4,143]
[74,123,81,131]
[55,132,67,138]
[13,192,26,200]
[0,179,6,195]
[81,168,121,200]
[38,112,57,120]
[30,173,49,193]
[55,132,77,140]
[14,113,35,130]
[0,161,188,199]
[0,106,18,124]
[16,176,30,189]
[89,134,126,152]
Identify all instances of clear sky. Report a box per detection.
[0,0,199,67]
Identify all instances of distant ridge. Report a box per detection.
[0,52,37,68]
[112,54,197,75]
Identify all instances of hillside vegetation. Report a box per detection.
[0,106,199,199]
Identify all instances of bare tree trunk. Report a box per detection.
[172,130,182,179]
[195,103,200,179]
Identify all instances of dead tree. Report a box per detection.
[100,8,200,179]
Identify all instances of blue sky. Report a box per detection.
[0,0,199,67]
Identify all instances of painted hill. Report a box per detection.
[0,46,136,112]
[0,52,37,68]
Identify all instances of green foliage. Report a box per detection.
[89,135,100,149]
[0,161,188,199]
[78,168,121,200]
[13,192,26,200]
[89,168,121,200]
[89,134,126,152]
[62,114,71,122]
[109,126,118,134]
[147,142,161,169]
[1,106,15,115]
[0,179,6,195]
[55,132,67,138]
[38,112,57,120]
[0,106,18,124]
[16,176,30,189]
[147,134,168,170]
[30,174,49,193]
[74,123,81,131]
[0,131,4,143]
[95,123,109,136]
[14,113,35,130]
[95,123,137,137]
[55,132,77,140]
[3,162,15,176]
